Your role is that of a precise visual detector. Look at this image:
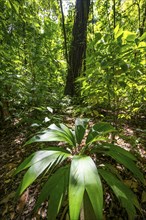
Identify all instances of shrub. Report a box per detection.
[14,118,144,220]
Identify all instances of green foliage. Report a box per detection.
[0,0,66,121]
[0,0,145,123]
[80,24,146,119]
[15,118,144,219]
[99,169,141,220]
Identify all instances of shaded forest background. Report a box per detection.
[0,0,146,123]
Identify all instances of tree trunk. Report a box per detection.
[140,2,146,36]
[64,0,90,96]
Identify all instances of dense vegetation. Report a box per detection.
[0,0,145,121]
[0,0,145,219]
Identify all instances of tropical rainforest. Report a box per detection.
[0,0,146,219]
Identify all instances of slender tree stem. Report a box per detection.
[113,0,116,28]
[59,0,69,64]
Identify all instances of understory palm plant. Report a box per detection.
[14,118,144,220]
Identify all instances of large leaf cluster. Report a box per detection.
[80,24,146,118]
[14,118,144,220]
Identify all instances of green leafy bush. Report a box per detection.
[14,118,144,220]
[81,27,146,119]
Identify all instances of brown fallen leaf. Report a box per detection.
[0,191,16,205]
[16,188,29,214]
[10,211,16,220]
[5,163,17,170]
[2,204,8,216]
[5,168,16,178]
[123,179,138,191]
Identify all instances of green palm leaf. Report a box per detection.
[99,169,141,219]
[75,118,89,144]
[15,151,70,197]
[14,148,69,175]
[25,124,75,148]
[59,123,76,146]
[103,147,144,183]
[93,143,137,161]
[69,156,103,220]
[83,190,97,220]
[34,166,69,220]
[86,122,115,145]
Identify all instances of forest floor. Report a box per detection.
[0,115,146,220]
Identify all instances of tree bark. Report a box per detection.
[64,0,90,96]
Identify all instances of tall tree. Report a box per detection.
[64,0,91,96]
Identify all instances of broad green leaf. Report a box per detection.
[13,153,35,175]
[95,143,137,161]
[99,169,141,219]
[75,118,89,144]
[114,24,120,36]
[16,151,69,197]
[48,167,69,220]
[59,123,76,146]
[44,124,76,146]
[69,156,85,220]
[104,163,122,180]
[14,148,70,175]
[11,1,19,14]
[83,190,97,220]
[69,156,103,220]
[25,123,75,147]
[138,41,146,49]
[114,25,123,39]
[92,122,115,133]
[104,148,144,183]
[140,32,146,41]
[25,130,67,145]
[123,31,136,42]
[35,166,69,220]
[86,122,115,145]
[84,159,103,220]
[5,0,11,9]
